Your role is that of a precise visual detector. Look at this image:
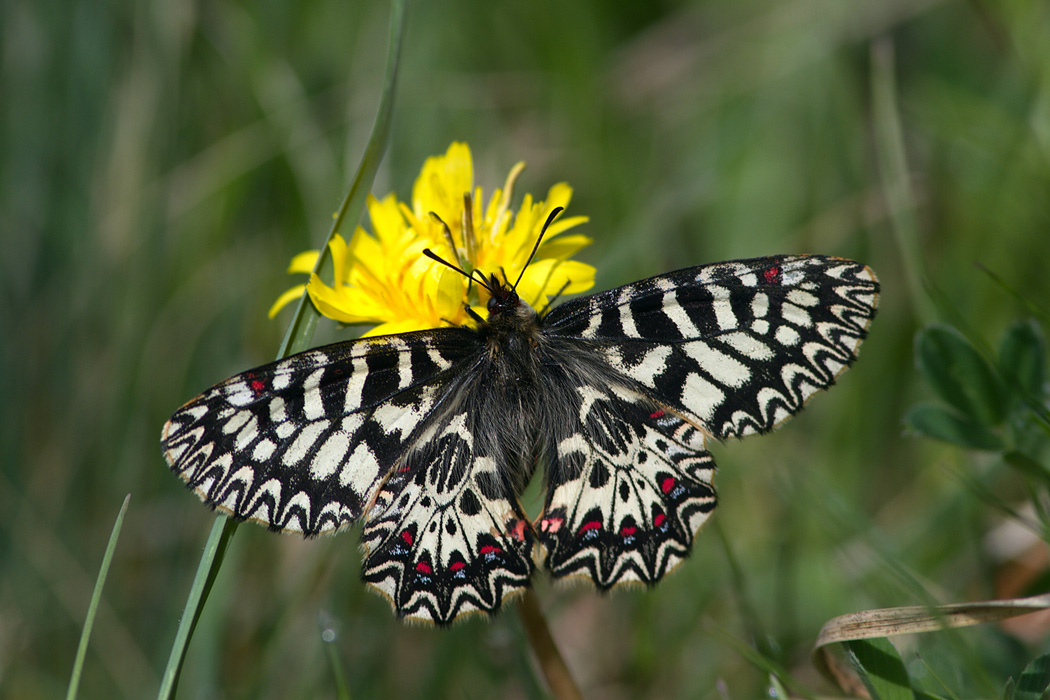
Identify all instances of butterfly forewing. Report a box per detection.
[162,329,478,534]
[543,255,879,439]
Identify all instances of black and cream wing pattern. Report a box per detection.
[162,254,879,624]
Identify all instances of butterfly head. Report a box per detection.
[477,272,536,334]
[423,206,563,336]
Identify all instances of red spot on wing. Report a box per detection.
[649,410,665,419]
[449,561,465,572]
[620,525,637,537]
[540,517,563,533]
[250,379,265,392]
[763,266,779,283]
[480,545,502,555]
[415,561,432,574]
[508,519,527,541]
[400,530,413,545]
[578,520,602,534]
[661,477,676,494]
[654,513,666,527]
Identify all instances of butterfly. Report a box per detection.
[162,252,878,624]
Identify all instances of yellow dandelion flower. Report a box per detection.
[270,142,594,337]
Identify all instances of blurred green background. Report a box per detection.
[4,0,1050,697]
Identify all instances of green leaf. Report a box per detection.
[1010,653,1050,700]
[845,638,916,700]
[998,320,1046,401]
[916,325,1009,425]
[904,402,1005,451]
[1003,450,1050,483]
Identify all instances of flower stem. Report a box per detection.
[517,590,584,700]
[277,0,407,359]
[155,2,406,697]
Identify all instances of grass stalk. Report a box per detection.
[66,494,131,700]
[155,2,406,697]
[320,614,353,700]
[870,36,934,322]
[277,0,406,359]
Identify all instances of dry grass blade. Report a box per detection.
[812,593,1050,691]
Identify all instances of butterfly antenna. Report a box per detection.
[512,206,563,292]
[538,279,572,318]
[429,212,462,269]
[422,248,492,294]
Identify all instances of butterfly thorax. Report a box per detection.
[477,275,542,369]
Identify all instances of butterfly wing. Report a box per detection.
[535,378,717,586]
[162,328,535,623]
[359,409,534,623]
[536,255,878,585]
[162,329,471,534]
[543,255,879,439]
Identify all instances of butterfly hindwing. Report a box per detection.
[537,383,716,587]
[544,255,879,440]
[360,410,534,623]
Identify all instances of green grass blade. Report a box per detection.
[319,614,352,700]
[975,263,1050,325]
[870,36,933,322]
[66,494,131,700]
[156,515,237,699]
[704,621,817,700]
[846,638,916,700]
[156,2,407,698]
[277,0,407,359]
[713,520,774,659]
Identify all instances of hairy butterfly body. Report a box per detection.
[162,255,879,623]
